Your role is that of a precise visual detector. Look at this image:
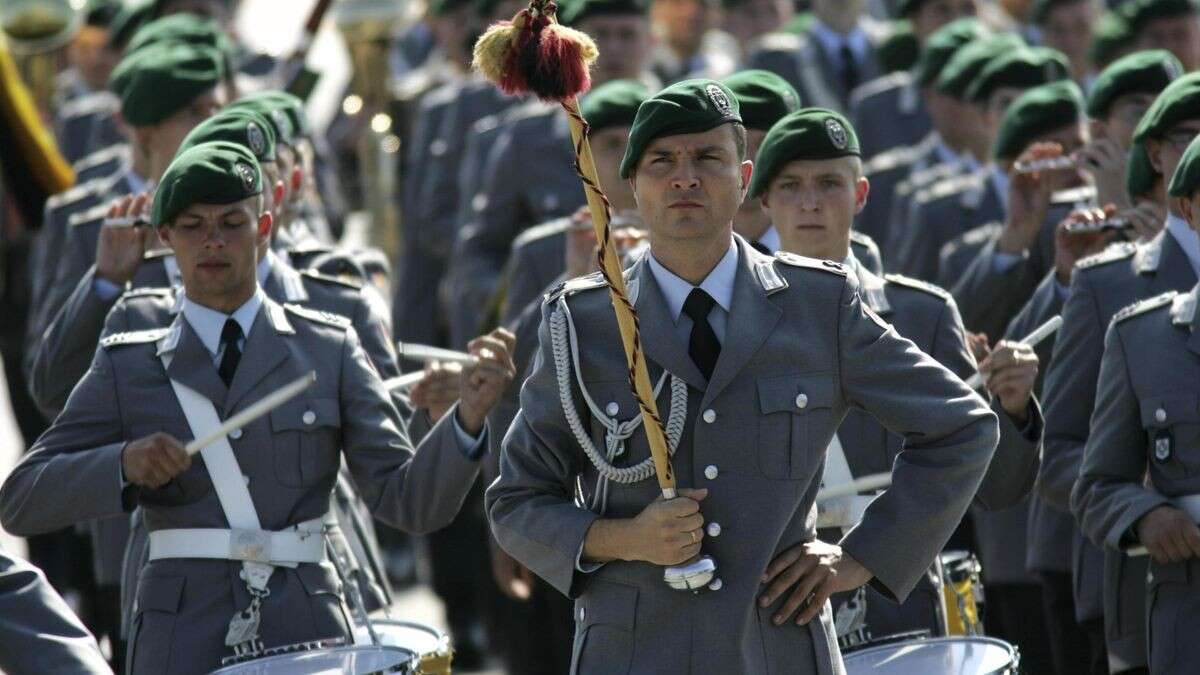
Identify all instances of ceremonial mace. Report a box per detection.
[472,0,715,591]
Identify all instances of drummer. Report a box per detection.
[0,142,516,674]
[750,107,1044,644]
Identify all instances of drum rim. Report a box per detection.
[211,644,419,672]
[841,635,1016,659]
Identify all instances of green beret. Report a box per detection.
[178,109,277,163]
[1126,139,1158,198]
[720,70,800,131]
[936,33,1025,99]
[912,18,989,88]
[1119,0,1200,33]
[126,14,232,57]
[153,141,263,226]
[992,80,1085,161]
[108,0,155,49]
[228,93,296,146]
[558,0,647,27]
[109,42,224,127]
[1089,12,1134,68]
[1167,135,1200,196]
[580,80,650,131]
[1134,72,1200,142]
[875,21,919,74]
[1087,50,1184,118]
[748,108,859,199]
[620,79,742,178]
[258,91,310,139]
[966,47,1069,104]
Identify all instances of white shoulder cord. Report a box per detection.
[549,297,687,512]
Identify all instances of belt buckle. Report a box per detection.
[230,529,272,563]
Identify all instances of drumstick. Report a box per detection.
[383,371,425,391]
[1127,545,1149,556]
[966,315,1063,390]
[185,372,316,456]
[816,472,892,502]
[396,342,480,368]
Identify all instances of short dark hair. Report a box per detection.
[730,122,747,161]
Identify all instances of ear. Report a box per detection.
[290,165,303,194]
[157,223,173,250]
[272,180,286,208]
[257,211,274,240]
[1089,118,1107,143]
[740,160,753,198]
[854,176,870,215]
[1146,138,1166,175]
[1178,194,1199,232]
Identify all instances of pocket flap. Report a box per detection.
[1139,394,1200,429]
[578,579,638,631]
[136,575,185,615]
[757,374,836,414]
[1148,560,1189,586]
[270,397,340,431]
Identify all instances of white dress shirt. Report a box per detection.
[646,241,739,348]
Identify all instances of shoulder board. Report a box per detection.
[849,230,878,249]
[470,113,502,136]
[864,142,922,176]
[100,328,170,349]
[774,251,848,276]
[900,161,960,196]
[118,286,173,300]
[72,143,131,174]
[58,91,119,120]
[849,71,910,108]
[45,178,105,211]
[68,201,112,228]
[545,271,607,304]
[513,217,572,250]
[1050,185,1097,206]
[283,303,352,329]
[959,221,1002,247]
[1113,291,1177,324]
[1076,241,1137,270]
[914,171,983,205]
[883,273,951,301]
[300,269,363,290]
[420,82,461,109]
[501,99,557,126]
[754,31,806,53]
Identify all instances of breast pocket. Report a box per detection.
[1141,394,1200,481]
[757,374,837,480]
[271,398,341,488]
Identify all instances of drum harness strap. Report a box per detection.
[549,295,687,514]
[150,347,330,657]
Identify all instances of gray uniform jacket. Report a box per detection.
[1072,283,1200,675]
[894,169,1005,282]
[855,134,939,246]
[849,71,931,161]
[487,238,999,674]
[0,297,482,674]
[745,28,884,113]
[1042,231,1195,641]
[0,546,112,674]
[53,90,122,164]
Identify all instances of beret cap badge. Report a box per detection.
[706,84,732,116]
[235,162,257,189]
[825,118,848,150]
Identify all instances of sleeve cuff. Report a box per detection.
[991,250,1025,274]
[1017,398,1043,442]
[1054,279,1070,302]
[92,276,123,301]
[451,406,488,461]
[575,538,606,574]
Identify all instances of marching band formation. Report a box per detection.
[1,0,1200,674]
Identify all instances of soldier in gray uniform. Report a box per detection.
[487,82,999,674]
[1119,0,1200,72]
[743,0,888,113]
[1042,73,1200,675]
[754,106,1046,658]
[1027,0,1100,86]
[1072,133,1200,675]
[0,545,112,674]
[0,142,512,674]
[848,0,979,160]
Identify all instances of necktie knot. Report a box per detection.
[682,288,717,323]
[221,319,243,346]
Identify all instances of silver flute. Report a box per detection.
[1012,155,1077,174]
[1062,216,1132,234]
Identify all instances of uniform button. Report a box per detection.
[708,578,723,591]
[703,409,717,423]
[704,465,719,480]
[578,606,586,622]
[707,522,721,538]
[606,401,619,416]
[1156,408,1167,423]
[796,393,808,410]
[229,428,242,440]
[302,410,316,425]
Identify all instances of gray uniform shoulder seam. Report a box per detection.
[513,217,573,251]
[883,273,952,301]
[283,303,352,329]
[1077,241,1136,270]
[1113,291,1177,324]
[300,269,363,290]
[774,252,848,276]
[100,328,170,348]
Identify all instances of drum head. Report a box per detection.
[842,636,1016,675]
[211,645,417,674]
[371,620,449,655]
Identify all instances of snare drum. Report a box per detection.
[938,551,985,636]
[842,636,1019,675]
[370,620,454,674]
[211,645,418,674]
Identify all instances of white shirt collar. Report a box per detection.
[809,17,870,64]
[1166,213,1200,277]
[647,241,738,322]
[757,226,781,254]
[181,286,265,357]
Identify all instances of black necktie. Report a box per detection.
[682,288,721,381]
[841,43,859,96]
[218,319,243,386]
[751,240,772,255]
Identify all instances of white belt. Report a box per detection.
[147,516,328,567]
[817,495,877,529]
